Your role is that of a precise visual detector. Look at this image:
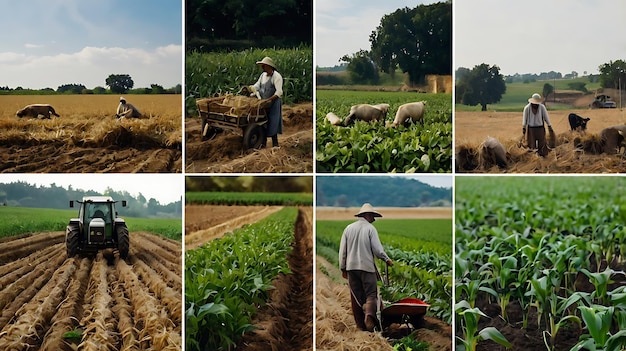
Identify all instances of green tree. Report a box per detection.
[57,83,86,94]
[340,50,379,85]
[542,83,554,101]
[150,84,165,94]
[369,1,451,85]
[105,74,134,94]
[457,63,506,111]
[599,59,626,89]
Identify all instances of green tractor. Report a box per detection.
[66,196,130,259]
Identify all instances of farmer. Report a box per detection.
[116,96,142,118]
[339,203,393,332]
[251,56,283,148]
[522,93,553,157]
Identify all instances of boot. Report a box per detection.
[363,297,379,332]
[271,135,279,147]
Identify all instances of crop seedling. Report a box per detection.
[455,300,512,351]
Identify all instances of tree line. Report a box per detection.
[0,74,181,95]
[0,181,181,219]
[316,176,451,208]
[455,59,626,110]
[186,176,313,193]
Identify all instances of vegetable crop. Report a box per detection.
[185,207,298,351]
[456,176,626,351]
[316,91,452,173]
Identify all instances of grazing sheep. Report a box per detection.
[16,104,60,119]
[390,101,426,127]
[343,104,389,126]
[325,112,342,126]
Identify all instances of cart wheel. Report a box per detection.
[243,124,266,149]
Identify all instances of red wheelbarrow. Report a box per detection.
[379,265,430,331]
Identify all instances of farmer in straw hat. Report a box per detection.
[116,96,142,119]
[339,203,393,332]
[250,56,283,148]
[522,93,553,156]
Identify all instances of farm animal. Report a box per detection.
[568,113,590,131]
[343,103,389,126]
[16,104,60,119]
[325,112,342,126]
[600,125,626,154]
[480,136,507,169]
[389,101,426,128]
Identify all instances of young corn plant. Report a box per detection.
[571,305,626,351]
[455,300,512,351]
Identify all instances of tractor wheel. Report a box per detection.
[243,124,266,149]
[117,225,130,259]
[66,224,80,258]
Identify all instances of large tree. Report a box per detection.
[456,64,506,111]
[599,59,626,89]
[369,1,451,85]
[340,50,379,85]
[106,74,134,94]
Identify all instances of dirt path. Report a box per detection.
[237,207,314,351]
[185,205,284,249]
[0,231,181,350]
[185,103,313,173]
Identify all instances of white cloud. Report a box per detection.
[0,45,182,89]
[24,43,45,49]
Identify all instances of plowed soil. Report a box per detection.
[0,231,182,350]
[185,103,313,173]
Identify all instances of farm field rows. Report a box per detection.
[315,208,452,350]
[185,207,313,351]
[455,176,626,351]
[0,230,182,350]
[0,95,182,172]
[316,91,452,173]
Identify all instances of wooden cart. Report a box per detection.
[196,96,270,149]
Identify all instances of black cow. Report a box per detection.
[568,113,590,131]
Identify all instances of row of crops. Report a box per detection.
[186,47,313,114]
[316,91,452,173]
[316,218,453,324]
[456,176,626,351]
[185,207,298,351]
[185,191,313,206]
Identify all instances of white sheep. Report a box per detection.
[343,103,389,126]
[389,101,426,127]
[325,112,342,126]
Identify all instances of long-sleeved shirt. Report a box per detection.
[253,71,283,99]
[116,102,141,118]
[339,218,390,273]
[522,103,551,127]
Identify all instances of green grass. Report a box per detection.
[185,192,313,206]
[0,206,182,240]
[455,77,603,112]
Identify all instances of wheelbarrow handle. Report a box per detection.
[384,262,389,287]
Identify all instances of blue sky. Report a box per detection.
[315,0,442,68]
[0,0,182,89]
[455,0,626,76]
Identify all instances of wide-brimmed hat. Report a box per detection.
[528,93,544,104]
[256,56,277,70]
[119,96,126,102]
[355,203,382,218]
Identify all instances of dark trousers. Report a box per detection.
[347,270,379,330]
[527,126,548,157]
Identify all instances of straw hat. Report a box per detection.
[256,56,277,70]
[355,203,382,218]
[528,93,544,104]
[120,96,126,102]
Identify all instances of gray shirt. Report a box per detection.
[339,217,390,273]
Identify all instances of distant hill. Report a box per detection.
[316,176,451,207]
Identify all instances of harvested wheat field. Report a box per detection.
[185,103,313,173]
[0,95,182,173]
[0,231,182,350]
[455,108,626,173]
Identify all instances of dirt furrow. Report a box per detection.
[110,267,140,351]
[132,249,182,291]
[237,207,313,351]
[131,234,180,265]
[0,233,64,264]
[133,231,182,255]
[0,244,60,289]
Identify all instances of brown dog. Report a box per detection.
[16,104,60,119]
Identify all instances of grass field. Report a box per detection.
[0,206,182,240]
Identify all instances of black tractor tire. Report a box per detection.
[117,225,130,259]
[66,224,80,258]
[243,124,266,149]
